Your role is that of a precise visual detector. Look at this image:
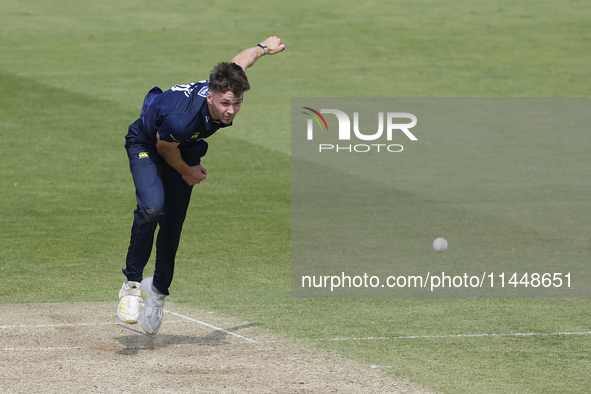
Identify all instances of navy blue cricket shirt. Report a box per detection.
[139,81,231,146]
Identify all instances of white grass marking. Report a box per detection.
[164,309,257,343]
[265,331,591,343]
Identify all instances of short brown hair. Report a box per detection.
[209,62,250,96]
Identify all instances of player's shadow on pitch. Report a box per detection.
[114,323,260,356]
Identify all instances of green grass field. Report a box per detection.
[1,0,590,392]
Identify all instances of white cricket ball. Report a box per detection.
[433,237,448,253]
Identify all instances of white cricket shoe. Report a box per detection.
[117,280,142,324]
[141,277,166,335]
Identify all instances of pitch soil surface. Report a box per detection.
[0,302,435,393]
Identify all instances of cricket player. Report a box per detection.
[118,36,286,335]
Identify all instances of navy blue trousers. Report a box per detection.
[123,119,207,295]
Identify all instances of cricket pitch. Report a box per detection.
[0,302,434,393]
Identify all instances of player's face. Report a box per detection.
[207,90,243,125]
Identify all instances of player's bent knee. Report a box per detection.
[144,205,163,222]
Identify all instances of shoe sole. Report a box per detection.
[118,310,140,324]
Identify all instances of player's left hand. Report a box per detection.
[260,36,286,55]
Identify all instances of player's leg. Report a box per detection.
[153,164,193,295]
[141,141,206,334]
[140,164,192,334]
[122,142,165,282]
[119,120,165,324]
[152,140,208,295]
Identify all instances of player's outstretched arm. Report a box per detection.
[232,36,285,71]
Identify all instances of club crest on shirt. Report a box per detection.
[197,86,208,97]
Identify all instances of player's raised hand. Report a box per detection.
[260,36,286,55]
[232,36,286,70]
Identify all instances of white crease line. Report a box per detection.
[4,346,82,352]
[1,322,117,329]
[0,320,187,329]
[4,330,590,352]
[261,331,591,343]
[3,318,589,343]
[164,309,257,343]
